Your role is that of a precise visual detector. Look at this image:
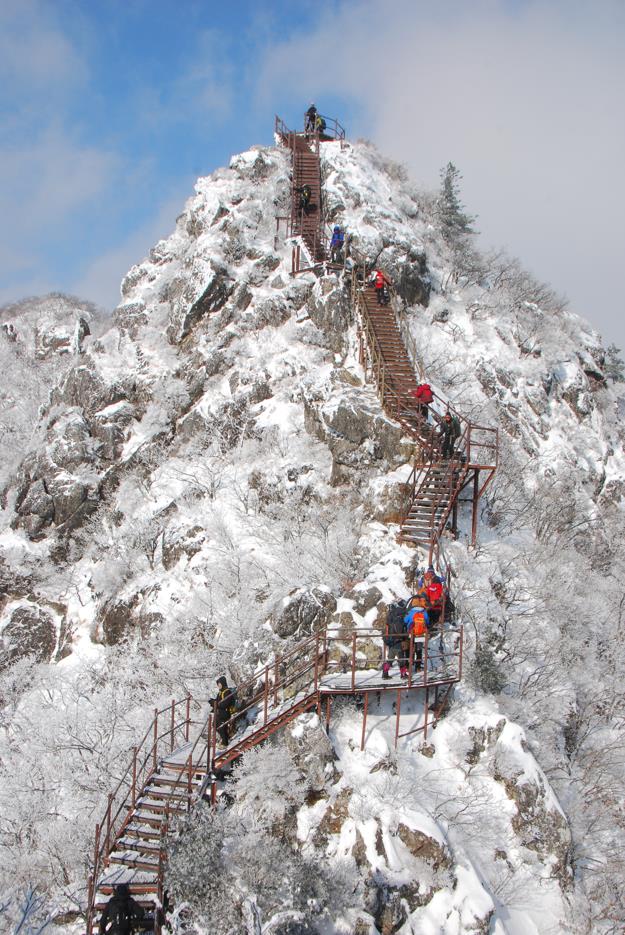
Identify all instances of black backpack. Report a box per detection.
[384,600,407,644]
[102,900,131,935]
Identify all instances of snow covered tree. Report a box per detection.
[436,162,477,245]
[605,344,625,382]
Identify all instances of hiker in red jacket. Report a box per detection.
[411,382,433,421]
[371,269,390,306]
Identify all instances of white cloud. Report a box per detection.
[257,0,625,348]
[0,0,86,91]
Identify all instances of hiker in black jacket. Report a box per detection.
[99,883,145,935]
[440,412,461,459]
[210,676,237,747]
[382,600,409,680]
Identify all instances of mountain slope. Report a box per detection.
[0,135,623,934]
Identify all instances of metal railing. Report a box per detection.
[274,113,346,143]
[86,695,200,933]
[87,613,462,930]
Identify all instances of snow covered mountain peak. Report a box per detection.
[0,134,623,934]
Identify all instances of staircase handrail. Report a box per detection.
[315,113,346,141]
[275,113,345,143]
[87,617,464,932]
[86,694,198,933]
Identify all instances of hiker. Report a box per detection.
[440,412,461,459]
[99,883,146,935]
[411,382,433,421]
[404,604,430,672]
[424,577,445,630]
[315,113,327,135]
[410,567,438,606]
[305,104,317,135]
[330,225,345,263]
[296,183,312,214]
[382,599,409,680]
[371,269,390,306]
[210,676,237,748]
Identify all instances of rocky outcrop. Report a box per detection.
[493,728,572,888]
[309,277,353,351]
[270,588,337,639]
[162,525,206,570]
[97,593,163,645]
[285,712,335,791]
[303,377,409,486]
[167,263,234,344]
[0,602,58,668]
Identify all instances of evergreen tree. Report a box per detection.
[605,344,625,382]
[436,162,477,244]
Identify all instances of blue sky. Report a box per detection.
[2,0,624,351]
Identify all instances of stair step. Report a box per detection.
[118,836,162,855]
[109,851,160,872]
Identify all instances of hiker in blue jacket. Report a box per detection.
[330,225,345,263]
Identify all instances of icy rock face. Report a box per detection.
[0,293,105,489]
[286,712,335,791]
[304,777,488,935]
[0,601,61,669]
[492,723,572,887]
[303,372,411,487]
[269,587,337,639]
[0,293,98,361]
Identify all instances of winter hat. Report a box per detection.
[217,676,227,688]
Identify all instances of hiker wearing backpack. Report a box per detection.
[210,676,237,748]
[315,113,327,135]
[440,411,461,459]
[382,599,409,680]
[99,883,146,935]
[296,183,312,215]
[404,604,430,672]
[305,104,317,135]
[371,269,390,306]
[411,382,433,421]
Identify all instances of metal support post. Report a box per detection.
[394,689,402,749]
[471,469,480,546]
[153,708,158,771]
[361,693,369,751]
[131,748,137,807]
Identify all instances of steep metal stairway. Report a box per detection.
[355,282,438,453]
[400,462,457,548]
[352,276,498,559]
[275,114,345,270]
[87,113,494,935]
[86,624,463,934]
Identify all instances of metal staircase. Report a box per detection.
[86,111,497,935]
[351,274,498,559]
[86,625,462,934]
[275,114,345,271]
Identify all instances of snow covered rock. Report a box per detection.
[269,588,337,640]
[286,712,335,792]
[0,602,58,668]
